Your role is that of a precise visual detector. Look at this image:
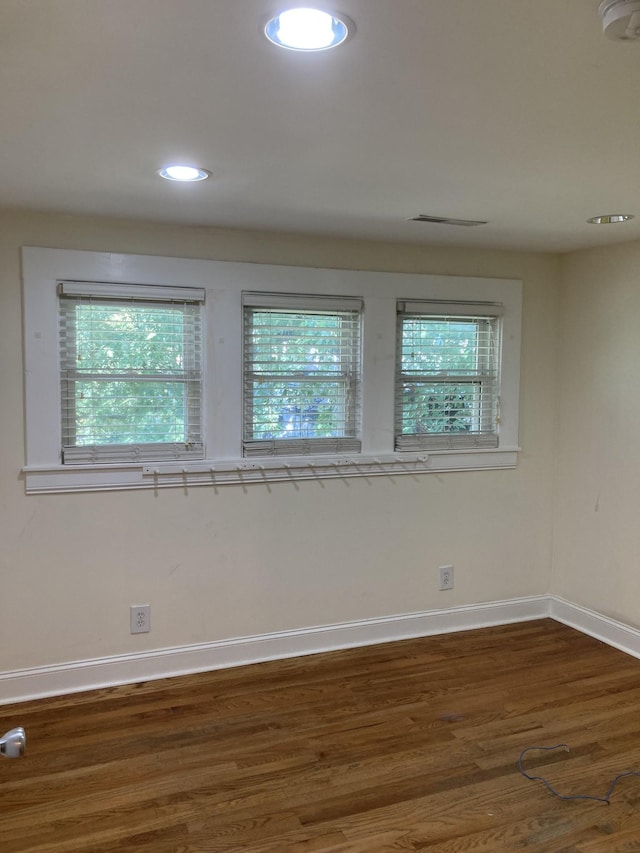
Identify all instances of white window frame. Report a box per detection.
[394,301,503,452]
[242,292,363,458]
[22,247,522,493]
[58,280,205,464]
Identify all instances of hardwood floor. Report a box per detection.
[2,620,640,851]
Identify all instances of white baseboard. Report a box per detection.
[0,595,548,706]
[3,595,639,706]
[549,595,640,660]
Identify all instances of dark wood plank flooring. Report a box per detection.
[2,620,640,851]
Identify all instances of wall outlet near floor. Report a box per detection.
[438,565,454,591]
[130,604,151,634]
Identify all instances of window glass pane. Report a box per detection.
[250,380,352,440]
[244,306,360,449]
[249,310,351,375]
[395,311,499,448]
[61,298,202,453]
[71,380,194,445]
[72,302,191,375]
[399,382,481,434]
[400,319,480,376]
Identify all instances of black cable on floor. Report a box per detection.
[518,744,640,805]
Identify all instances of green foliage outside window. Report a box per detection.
[399,318,485,435]
[401,383,476,434]
[246,310,357,440]
[64,302,196,446]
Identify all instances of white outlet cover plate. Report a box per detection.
[130,604,151,634]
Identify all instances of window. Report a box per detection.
[58,281,204,463]
[395,301,502,451]
[242,293,362,456]
[22,247,521,492]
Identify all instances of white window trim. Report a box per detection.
[22,247,522,494]
[58,281,205,464]
[394,301,503,452]
[242,292,363,457]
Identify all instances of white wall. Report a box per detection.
[0,208,559,673]
[553,240,640,625]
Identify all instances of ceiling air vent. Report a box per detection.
[410,214,488,227]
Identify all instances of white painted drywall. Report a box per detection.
[553,240,640,625]
[0,208,559,672]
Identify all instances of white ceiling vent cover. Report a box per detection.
[410,214,488,227]
[599,0,640,40]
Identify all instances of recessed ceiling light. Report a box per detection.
[158,165,210,182]
[586,213,635,224]
[264,7,353,51]
[599,0,640,41]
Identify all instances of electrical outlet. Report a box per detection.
[130,604,150,634]
[439,565,454,591]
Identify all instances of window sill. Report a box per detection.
[23,449,519,494]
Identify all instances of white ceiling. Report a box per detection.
[1,0,639,253]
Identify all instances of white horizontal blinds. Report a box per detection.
[59,282,205,464]
[58,281,206,302]
[243,293,362,457]
[395,301,502,452]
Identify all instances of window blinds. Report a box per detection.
[243,293,362,457]
[395,301,502,452]
[58,282,205,464]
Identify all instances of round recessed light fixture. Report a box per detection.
[264,7,353,51]
[587,213,635,224]
[598,0,640,40]
[158,165,210,182]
